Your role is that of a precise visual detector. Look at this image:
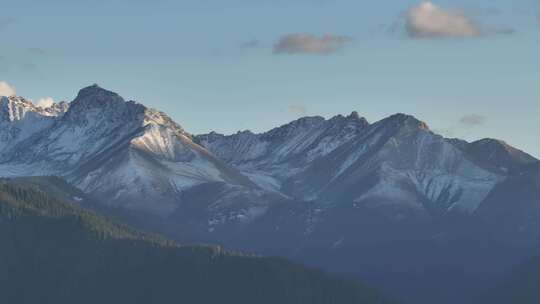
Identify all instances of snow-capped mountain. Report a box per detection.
[0,85,259,215]
[1,84,537,231]
[199,113,536,218]
[1,84,539,304]
[196,112,369,191]
[1,84,537,224]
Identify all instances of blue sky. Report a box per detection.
[1,0,539,157]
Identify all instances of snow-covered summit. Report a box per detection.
[0,85,257,215]
[376,113,430,132]
[64,84,188,136]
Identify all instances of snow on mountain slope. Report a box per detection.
[1,83,537,230]
[201,113,509,217]
[344,115,504,215]
[0,85,257,215]
[0,96,68,156]
[197,111,369,188]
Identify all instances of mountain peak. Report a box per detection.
[74,84,123,105]
[61,85,146,128]
[348,111,360,119]
[473,138,508,147]
[63,85,190,139]
[235,130,255,136]
[382,113,430,130]
[72,85,151,115]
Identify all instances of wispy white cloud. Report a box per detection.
[36,97,55,108]
[273,33,352,55]
[403,1,516,39]
[406,1,481,38]
[0,81,16,97]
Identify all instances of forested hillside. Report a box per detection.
[0,177,392,304]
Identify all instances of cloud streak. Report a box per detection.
[0,81,16,97]
[273,33,352,55]
[459,114,486,127]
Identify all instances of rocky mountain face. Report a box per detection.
[0,85,262,216]
[198,111,535,219]
[197,112,369,184]
[1,85,539,304]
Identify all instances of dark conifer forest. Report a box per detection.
[0,177,392,304]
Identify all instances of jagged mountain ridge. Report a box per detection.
[1,84,537,222]
[0,85,260,215]
[198,112,537,217]
[196,112,369,190]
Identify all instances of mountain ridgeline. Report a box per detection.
[0,177,391,304]
[1,85,539,304]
